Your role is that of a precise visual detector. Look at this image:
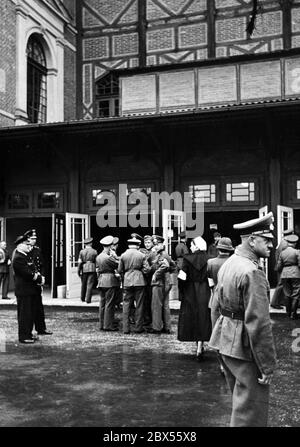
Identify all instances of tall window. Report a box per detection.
[95,73,119,118]
[27,35,47,123]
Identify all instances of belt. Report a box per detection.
[220,308,244,321]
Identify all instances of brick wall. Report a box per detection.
[0,0,16,127]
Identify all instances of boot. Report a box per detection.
[286,299,292,318]
[290,299,299,320]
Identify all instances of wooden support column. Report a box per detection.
[138,0,147,67]
[269,157,281,215]
[68,145,81,213]
[207,0,216,59]
[281,0,292,50]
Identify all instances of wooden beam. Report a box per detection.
[207,0,216,59]
[138,0,147,67]
[281,0,292,50]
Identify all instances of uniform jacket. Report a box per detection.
[96,251,119,288]
[175,242,189,269]
[207,253,231,317]
[276,246,300,278]
[78,246,98,273]
[12,250,42,296]
[207,253,230,285]
[28,246,44,275]
[118,248,150,287]
[0,248,11,274]
[150,250,176,287]
[209,244,277,375]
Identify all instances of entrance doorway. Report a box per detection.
[203,210,258,249]
[90,214,161,255]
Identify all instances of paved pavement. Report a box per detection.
[0,288,286,314]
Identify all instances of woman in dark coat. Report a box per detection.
[177,236,212,360]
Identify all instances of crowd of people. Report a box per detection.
[1,211,300,426]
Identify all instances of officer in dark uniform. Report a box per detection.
[78,237,98,303]
[13,235,44,343]
[24,229,52,336]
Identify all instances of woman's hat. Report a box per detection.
[217,237,234,252]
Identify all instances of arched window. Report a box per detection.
[95,73,119,118]
[27,35,47,123]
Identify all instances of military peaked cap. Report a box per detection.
[152,235,164,243]
[100,235,114,246]
[113,237,119,245]
[127,238,141,245]
[14,235,28,245]
[233,212,274,239]
[130,233,143,242]
[84,237,93,244]
[24,229,37,239]
[285,234,299,243]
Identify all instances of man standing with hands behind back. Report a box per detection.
[24,229,52,336]
[209,212,277,427]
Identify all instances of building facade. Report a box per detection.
[1,0,300,296]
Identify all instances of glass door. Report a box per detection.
[51,213,66,298]
[66,213,89,299]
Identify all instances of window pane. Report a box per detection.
[92,189,116,207]
[297,180,300,199]
[226,182,255,202]
[8,193,30,210]
[37,192,61,209]
[189,184,216,203]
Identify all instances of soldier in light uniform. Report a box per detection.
[276,233,300,319]
[96,236,120,331]
[77,237,98,304]
[118,237,150,334]
[148,236,177,334]
[209,212,277,427]
[24,229,52,336]
[140,235,154,327]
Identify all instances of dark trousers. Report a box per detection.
[143,284,152,326]
[123,286,145,333]
[271,276,285,306]
[33,292,46,333]
[81,273,95,303]
[99,287,118,330]
[221,355,270,427]
[16,295,36,341]
[0,272,9,298]
[282,278,300,316]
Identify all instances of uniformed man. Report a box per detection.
[207,237,234,375]
[96,235,120,331]
[271,228,294,310]
[110,237,122,311]
[118,237,150,334]
[77,237,97,304]
[209,212,277,427]
[208,237,234,327]
[276,233,300,319]
[174,231,189,270]
[12,235,44,344]
[148,236,177,334]
[207,231,221,259]
[24,229,52,336]
[140,235,154,326]
[0,240,11,300]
